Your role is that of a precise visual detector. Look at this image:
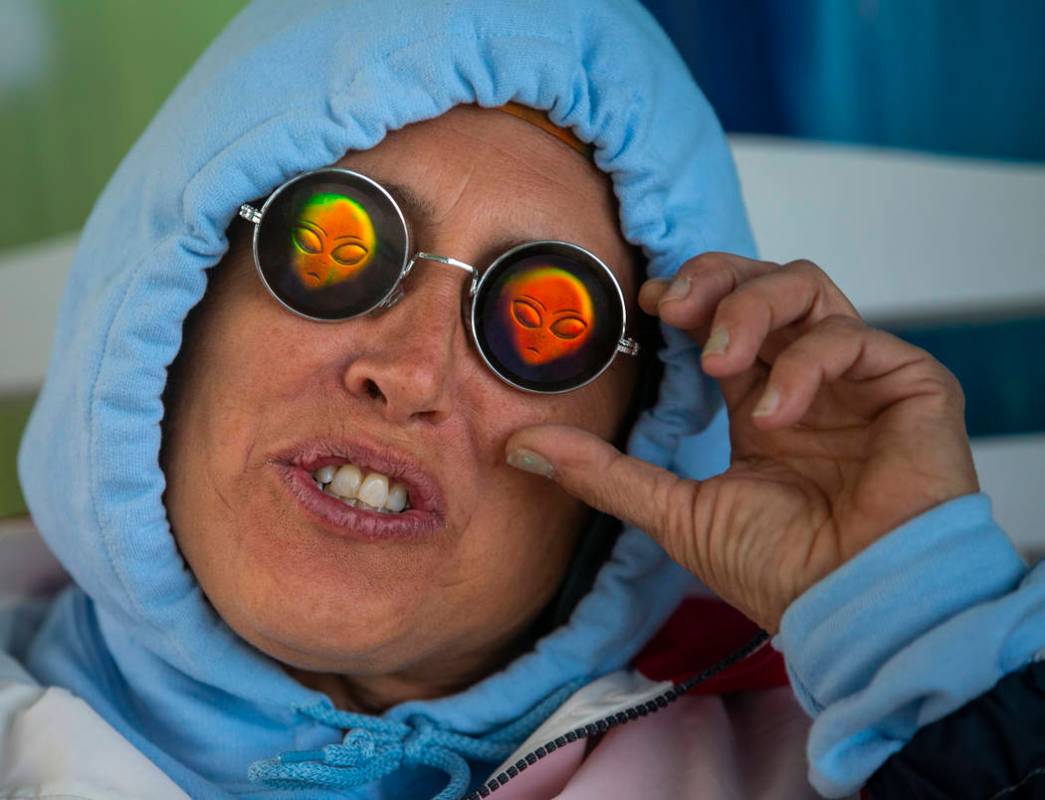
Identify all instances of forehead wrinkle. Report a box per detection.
[470,132,614,227]
[342,105,621,245]
[362,170,580,264]
[439,157,477,228]
[355,125,606,240]
[445,108,595,188]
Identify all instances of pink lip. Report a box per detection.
[270,437,446,541]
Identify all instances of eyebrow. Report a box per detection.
[377,178,438,225]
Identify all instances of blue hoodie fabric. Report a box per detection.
[13,1,737,797]
[9,0,1045,798]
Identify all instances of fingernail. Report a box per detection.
[659,275,691,304]
[752,387,780,417]
[702,327,730,357]
[507,448,555,478]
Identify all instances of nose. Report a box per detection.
[342,261,469,425]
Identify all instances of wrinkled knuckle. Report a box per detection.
[687,251,733,274]
[660,478,687,537]
[933,364,966,408]
[785,258,826,281]
[701,254,747,294]
[774,345,822,390]
[789,259,853,313]
[661,478,700,562]
[676,252,726,283]
[775,342,818,374]
[924,382,962,417]
[603,447,632,485]
[818,313,864,335]
[910,360,965,411]
[886,336,932,364]
[713,290,750,323]
[949,380,968,416]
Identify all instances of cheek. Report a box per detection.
[461,374,632,613]
[465,352,633,467]
[537,370,632,435]
[165,284,327,558]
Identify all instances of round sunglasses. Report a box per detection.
[238,168,640,394]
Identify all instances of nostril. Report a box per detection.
[364,379,384,401]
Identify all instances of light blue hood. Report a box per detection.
[16,0,755,796]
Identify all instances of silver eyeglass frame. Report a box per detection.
[238,167,640,394]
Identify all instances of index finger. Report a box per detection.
[505,423,705,574]
[639,252,779,333]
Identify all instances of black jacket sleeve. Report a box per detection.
[863,657,1045,799]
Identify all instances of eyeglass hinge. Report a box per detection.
[238,204,262,225]
[617,337,640,356]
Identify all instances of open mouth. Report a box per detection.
[310,461,411,513]
[272,438,446,539]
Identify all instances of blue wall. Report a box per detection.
[641,0,1045,162]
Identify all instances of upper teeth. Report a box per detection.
[311,463,411,513]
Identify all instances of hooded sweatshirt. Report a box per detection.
[5,1,1045,799]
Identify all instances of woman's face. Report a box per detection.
[162,105,641,707]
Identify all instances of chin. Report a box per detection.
[230,584,431,676]
[214,523,444,673]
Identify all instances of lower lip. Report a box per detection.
[277,464,444,540]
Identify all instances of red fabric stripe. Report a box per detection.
[633,596,789,693]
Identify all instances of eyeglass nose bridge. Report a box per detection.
[374,251,479,312]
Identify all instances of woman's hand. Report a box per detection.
[505,252,979,634]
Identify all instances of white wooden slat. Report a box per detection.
[0,233,77,393]
[971,434,1045,561]
[730,135,1045,320]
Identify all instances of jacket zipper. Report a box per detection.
[464,630,770,799]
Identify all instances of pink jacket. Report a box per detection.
[470,597,846,799]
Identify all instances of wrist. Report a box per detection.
[772,492,1024,715]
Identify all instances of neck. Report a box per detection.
[285,667,472,714]
[284,610,550,714]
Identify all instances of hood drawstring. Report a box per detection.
[248,678,587,800]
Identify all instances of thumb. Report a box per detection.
[505,424,700,558]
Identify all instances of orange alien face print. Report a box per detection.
[499,266,595,365]
[290,193,377,289]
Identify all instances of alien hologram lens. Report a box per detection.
[471,241,627,393]
[253,168,410,321]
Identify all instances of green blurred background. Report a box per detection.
[0,1,247,517]
[1,1,247,251]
